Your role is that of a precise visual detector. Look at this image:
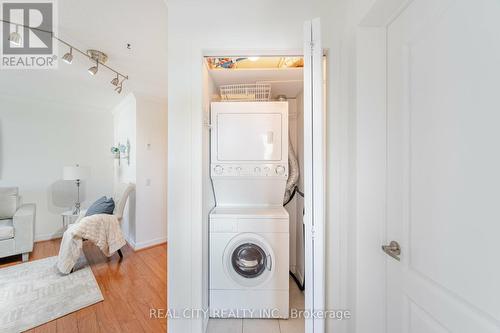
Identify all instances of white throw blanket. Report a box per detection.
[56,214,126,274]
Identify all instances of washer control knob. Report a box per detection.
[214,165,223,174]
[276,165,286,175]
[254,167,261,173]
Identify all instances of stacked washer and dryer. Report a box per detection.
[209,101,290,318]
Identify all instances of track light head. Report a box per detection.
[88,65,98,75]
[62,47,73,64]
[111,75,119,86]
[115,85,123,94]
[8,26,22,46]
[88,61,98,76]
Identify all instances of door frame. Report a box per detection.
[355,1,412,332]
[201,46,326,332]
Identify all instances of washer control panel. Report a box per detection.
[211,164,288,177]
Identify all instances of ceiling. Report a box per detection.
[0,0,168,110]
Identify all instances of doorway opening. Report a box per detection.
[200,52,323,333]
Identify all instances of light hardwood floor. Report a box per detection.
[0,239,167,333]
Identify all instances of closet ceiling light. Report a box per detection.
[248,56,260,62]
[62,47,73,64]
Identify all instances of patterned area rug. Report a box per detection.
[0,255,103,332]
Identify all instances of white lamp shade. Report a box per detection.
[63,165,90,180]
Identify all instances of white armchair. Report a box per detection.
[0,187,36,262]
[113,182,135,223]
[112,182,135,258]
[76,182,134,259]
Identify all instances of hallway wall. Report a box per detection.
[113,93,168,249]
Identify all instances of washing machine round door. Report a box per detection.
[224,233,274,287]
[232,243,267,278]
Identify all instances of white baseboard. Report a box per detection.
[127,236,167,251]
[35,232,63,242]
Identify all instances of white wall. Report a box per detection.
[113,93,168,249]
[135,94,168,248]
[0,95,114,241]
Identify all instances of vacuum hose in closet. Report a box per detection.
[284,140,299,205]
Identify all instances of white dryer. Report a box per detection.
[209,206,289,318]
[210,101,289,207]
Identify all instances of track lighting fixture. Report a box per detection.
[62,47,73,64]
[8,25,21,46]
[88,61,99,76]
[111,74,119,86]
[1,19,129,93]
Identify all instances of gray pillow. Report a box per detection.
[85,196,115,217]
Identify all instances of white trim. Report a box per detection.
[35,232,63,242]
[311,17,326,333]
[202,49,304,57]
[354,1,413,332]
[303,18,326,333]
[355,26,387,333]
[202,49,329,58]
[303,21,314,333]
[127,237,167,251]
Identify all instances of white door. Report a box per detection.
[303,18,325,333]
[386,0,500,332]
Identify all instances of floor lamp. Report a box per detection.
[63,165,90,214]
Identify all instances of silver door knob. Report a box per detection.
[381,241,401,261]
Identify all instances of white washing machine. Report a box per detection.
[209,206,289,318]
[209,101,289,318]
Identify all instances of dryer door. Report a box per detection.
[217,113,283,162]
[224,233,275,288]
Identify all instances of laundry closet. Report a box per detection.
[201,56,306,321]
